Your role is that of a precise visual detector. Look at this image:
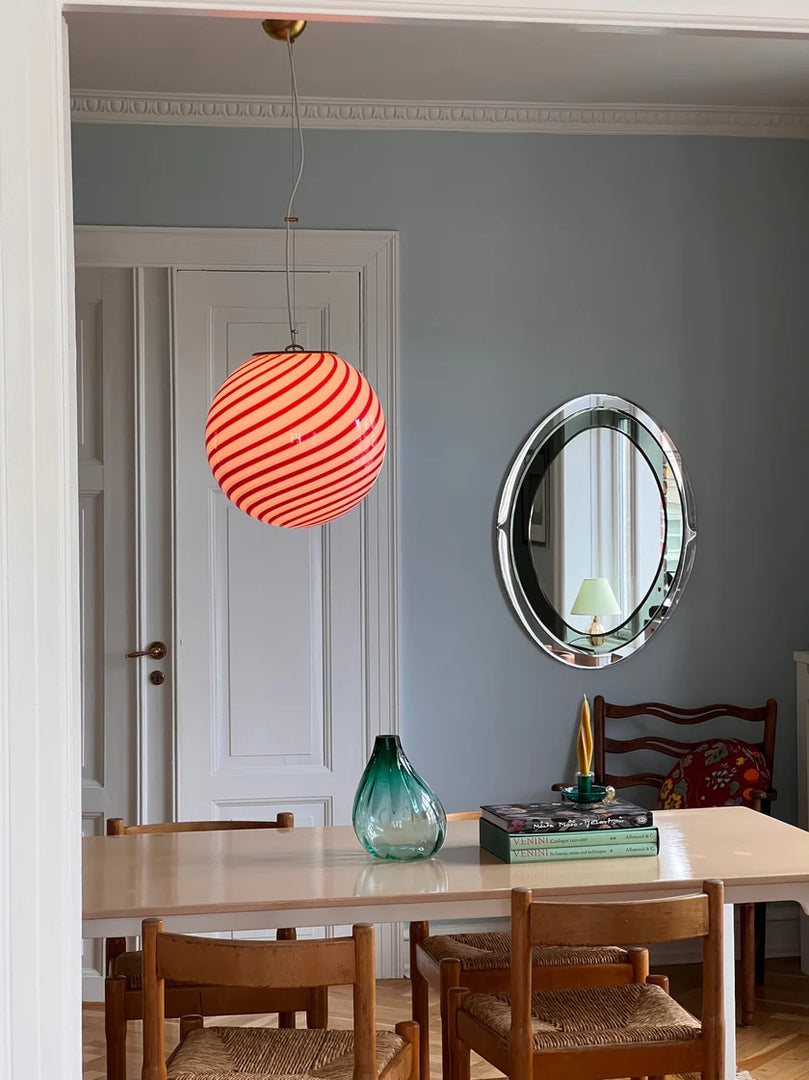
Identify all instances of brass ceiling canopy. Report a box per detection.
[261,19,307,43]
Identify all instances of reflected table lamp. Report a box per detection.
[571,577,621,646]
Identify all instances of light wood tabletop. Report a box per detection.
[83,806,809,1080]
[83,806,809,937]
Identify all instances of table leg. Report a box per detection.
[723,903,737,1080]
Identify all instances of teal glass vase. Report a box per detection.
[352,735,446,861]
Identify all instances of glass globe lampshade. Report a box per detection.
[206,350,386,529]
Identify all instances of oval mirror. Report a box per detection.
[495,394,696,667]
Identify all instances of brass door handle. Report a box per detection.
[125,641,167,661]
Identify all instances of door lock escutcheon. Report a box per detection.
[149,671,166,686]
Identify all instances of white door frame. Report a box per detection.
[75,226,403,977]
[5,3,809,1079]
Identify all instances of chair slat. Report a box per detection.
[527,893,710,947]
[156,932,357,989]
[604,735,709,757]
[107,815,293,834]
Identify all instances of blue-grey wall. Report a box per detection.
[72,125,809,822]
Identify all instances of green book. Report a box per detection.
[479,818,658,851]
[480,818,660,863]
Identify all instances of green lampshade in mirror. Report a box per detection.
[570,577,621,617]
[571,577,621,648]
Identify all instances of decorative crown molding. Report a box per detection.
[71,90,809,139]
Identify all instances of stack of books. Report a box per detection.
[479,800,659,863]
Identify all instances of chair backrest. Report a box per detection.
[508,881,724,1080]
[107,812,293,835]
[446,811,481,822]
[593,695,777,794]
[103,814,297,976]
[142,919,376,1080]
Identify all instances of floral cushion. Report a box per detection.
[656,738,771,810]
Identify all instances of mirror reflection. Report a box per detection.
[496,395,695,667]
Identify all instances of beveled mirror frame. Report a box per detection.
[496,394,697,668]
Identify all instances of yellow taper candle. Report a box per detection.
[576,694,593,775]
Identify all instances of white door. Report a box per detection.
[173,271,369,831]
[74,235,400,980]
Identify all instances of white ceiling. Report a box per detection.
[67,13,809,108]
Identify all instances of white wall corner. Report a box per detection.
[0,6,82,1080]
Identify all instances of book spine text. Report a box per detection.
[481,840,659,863]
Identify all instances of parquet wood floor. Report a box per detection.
[82,958,809,1080]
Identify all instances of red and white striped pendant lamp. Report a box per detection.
[206,350,386,529]
[205,22,387,530]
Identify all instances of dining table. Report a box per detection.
[83,805,809,1080]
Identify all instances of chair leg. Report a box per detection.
[634,975,670,1080]
[446,987,470,1080]
[740,903,756,1026]
[409,921,431,1080]
[754,900,767,986]
[439,958,462,1080]
[105,936,127,976]
[276,927,298,1028]
[306,986,329,1028]
[104,975,128,1080]
[628,946,650,984]
[179,1015,204,1043]
[395,1019,420,1080]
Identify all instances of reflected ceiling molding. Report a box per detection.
[70,90,809,139]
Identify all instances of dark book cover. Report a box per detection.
[480,800,653,834]
[479,817,659,851]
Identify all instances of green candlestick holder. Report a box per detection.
[560,772,615,804]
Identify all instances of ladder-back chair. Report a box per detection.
[593,694,776,1025]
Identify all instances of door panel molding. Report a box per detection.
[209,493,331,774]
[213,796,333,828]
[78,492,105,789]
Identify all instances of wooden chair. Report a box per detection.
[592,694,777,1025]
[409,812,648,1080]
[447,881,724,1080]
[141,918,419,1080]
[105,815,328,1080]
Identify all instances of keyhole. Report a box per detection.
[149,671,165,686]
